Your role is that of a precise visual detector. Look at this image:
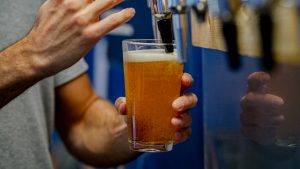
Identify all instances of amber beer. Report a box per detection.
[123,49,183,152]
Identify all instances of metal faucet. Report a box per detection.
[148,0,207,63]
[148,0,174,53]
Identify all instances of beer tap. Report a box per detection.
[213,0,241,70]
[148,0,207,63]
[208,0,241,70]
[168,0,189,63]
[247,0,275,70]
[148,0,174,53]
[169,0,208,63]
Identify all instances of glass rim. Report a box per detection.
[122,39,175,46]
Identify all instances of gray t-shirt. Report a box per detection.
[0,0,88,168]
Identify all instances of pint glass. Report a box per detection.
[122,39,183,152]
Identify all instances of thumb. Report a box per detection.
[247,71,271,94]
[115,97,127,115]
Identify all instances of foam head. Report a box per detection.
[124,49,178,63]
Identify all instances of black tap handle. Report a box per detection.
[259,10,275,71]
[222,19,241,70]
[157,18,174,53]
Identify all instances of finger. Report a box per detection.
[82,8,135,39]
[174,127,192,144]
[180,73,194,93]
[247,72,271,94]
[114,97,127,115]
[172,93,198,112]
[240,111,284,127]
[171,112,192,129]
[74,0,124,23]
[240,93,284,113]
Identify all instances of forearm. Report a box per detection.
[57,98,140,167]
[0,37,44,108]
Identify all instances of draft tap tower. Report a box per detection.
[148,0,207,63]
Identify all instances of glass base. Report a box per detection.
[276,137,300,147]
[128,140,173,152]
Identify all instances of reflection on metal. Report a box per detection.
[192,0,300,66]
[188,1,300,169]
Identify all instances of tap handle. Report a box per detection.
[207,0,241,70]
[157,18,174,53]
[247,0,275,70]
[220,0,241,70]
[222,17,241,70]
[259,8,275,70]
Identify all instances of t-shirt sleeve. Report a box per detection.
[54,59,89,87]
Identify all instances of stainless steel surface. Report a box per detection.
[169,0,189,63]
[172,14,188,63]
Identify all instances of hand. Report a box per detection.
[25,0,135,76]
[240,72,284,145]
[115,73,198,144]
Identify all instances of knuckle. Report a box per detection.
[82,29,96,40]
[72,14,89,27]
[63,0,82,11]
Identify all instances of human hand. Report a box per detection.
[115,73,198,144]
[25,0,134,76]
[240,72,285,145]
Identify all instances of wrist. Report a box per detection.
[20,35,54,79]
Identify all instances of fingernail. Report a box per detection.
[173,100,184,111]
[128,8,135,15]
[118,105,123,113]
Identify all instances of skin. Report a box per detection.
[240,72,284,145]
[0,0,134,108]
[0,0,198,167]
[55,73,197,167]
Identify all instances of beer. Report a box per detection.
[123,49,183,152]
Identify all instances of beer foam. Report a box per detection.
[124,49,177,62]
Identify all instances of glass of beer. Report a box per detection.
[122,39,184,152]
